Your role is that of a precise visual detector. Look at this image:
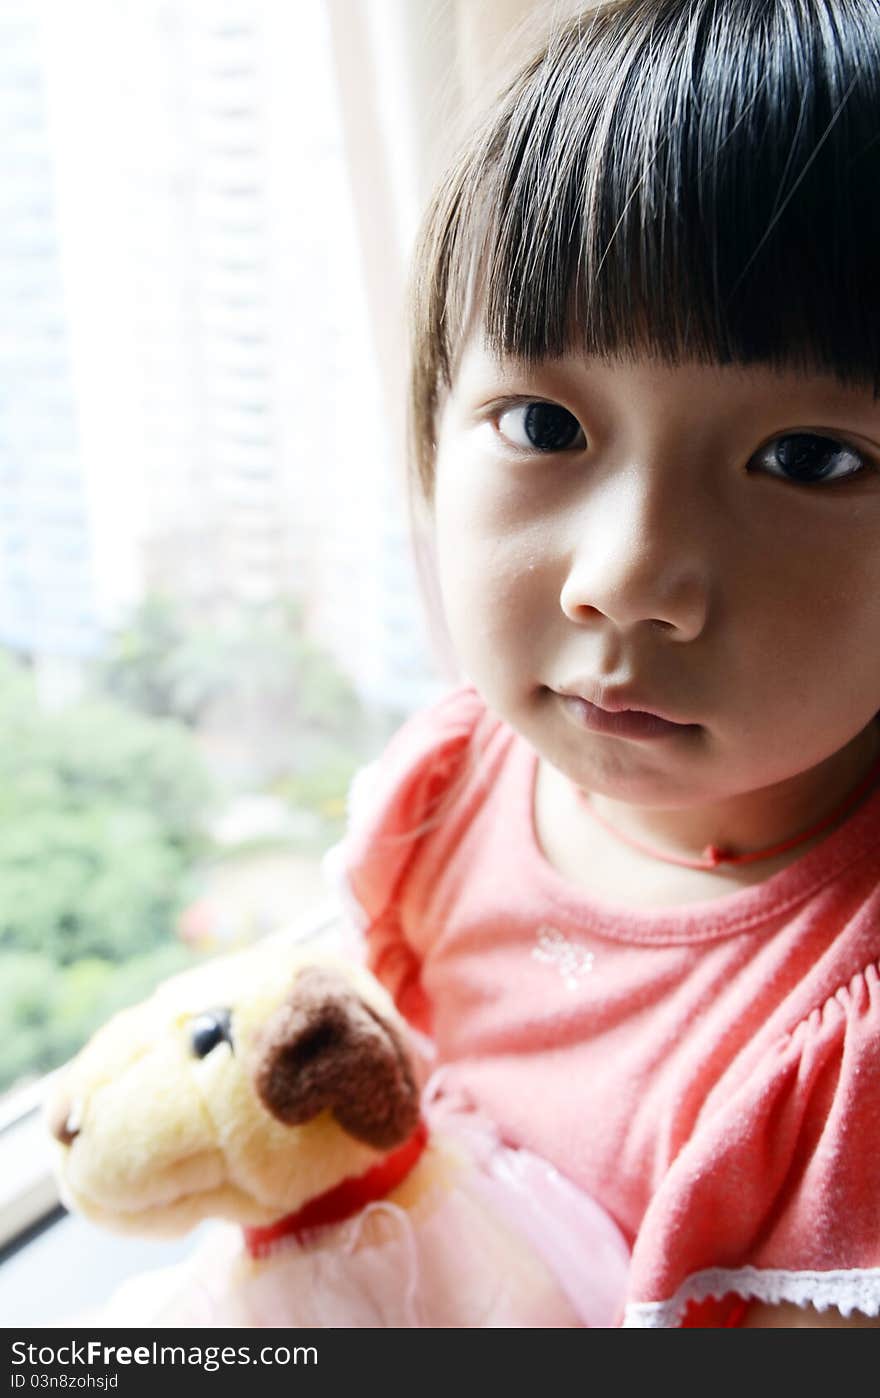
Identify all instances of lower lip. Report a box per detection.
[559,695,695,740]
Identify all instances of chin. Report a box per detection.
[540,727,697,807]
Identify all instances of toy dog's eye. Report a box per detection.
[190,1008,233,1058]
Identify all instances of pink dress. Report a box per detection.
[324,683,880,1327]
[74,1095,629,1329]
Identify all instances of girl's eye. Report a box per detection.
[495,401,586,453]
[750,433,868,485]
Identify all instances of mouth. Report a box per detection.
[553,685,700,741]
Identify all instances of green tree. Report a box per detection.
[0,652,213,966]
[93,594,196,722]
[0,944,197,1093]
[0,651,214,1093]
[95,592,365,740]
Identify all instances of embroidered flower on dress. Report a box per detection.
[531,924,595,989]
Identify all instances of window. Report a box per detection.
[0,0,548,1325]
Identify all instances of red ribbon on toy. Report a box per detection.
[242,1118,429,1259]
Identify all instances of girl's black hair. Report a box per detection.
[410,0,880,499]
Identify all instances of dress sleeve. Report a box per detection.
[625,961,880,1327]
[321,683,485,1036]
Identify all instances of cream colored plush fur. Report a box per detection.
[46,934,417,1236]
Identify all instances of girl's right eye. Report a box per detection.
[495,401,586,453]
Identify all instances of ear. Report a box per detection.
[45,1085,81,1146]
[251,966,420,1150]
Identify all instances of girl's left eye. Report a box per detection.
[750,433,868,485]
[495,401,586,453]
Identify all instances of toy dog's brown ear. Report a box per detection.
[251,967,420,1150]
[45,1086,81,1146]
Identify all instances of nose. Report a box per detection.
[559,468,712,641]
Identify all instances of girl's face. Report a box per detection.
[432,341,880,813]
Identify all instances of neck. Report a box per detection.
[583,722,880,867]
[242,1119,428,1259]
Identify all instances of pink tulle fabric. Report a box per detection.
[79,1087,630,1329]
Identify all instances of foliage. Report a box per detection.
[0,650,213,969]
[270,744,362,845]
[88,594,196,723]
[92,591,378,819]
[95,592,365,740]
[0,944,200,1094]
[0,589,379,1093]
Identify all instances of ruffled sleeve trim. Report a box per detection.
[625,956,880,1326]
[624,1265,880,1327]
[321,684,488,1031]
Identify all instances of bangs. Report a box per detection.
[411,0,880,495]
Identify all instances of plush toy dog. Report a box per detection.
[45,930,629,1328]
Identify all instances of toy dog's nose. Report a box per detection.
[46,1094,82,1146]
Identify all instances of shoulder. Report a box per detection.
[320,682,499,1032]
[345,682,492,842]
[323,682,498,934]
[349,682,486,816]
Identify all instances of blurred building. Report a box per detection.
[25,0,441,715]
[1,1,569,719]
[0,0,101,702]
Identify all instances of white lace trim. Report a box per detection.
[623,1266,880,1327]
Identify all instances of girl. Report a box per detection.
[327,0,880,1327]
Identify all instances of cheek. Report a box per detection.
[748,524,880,652]
[723,519,880,739]
[432,476,557,672]
[434,450,555,582]
[434,493,549,619]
